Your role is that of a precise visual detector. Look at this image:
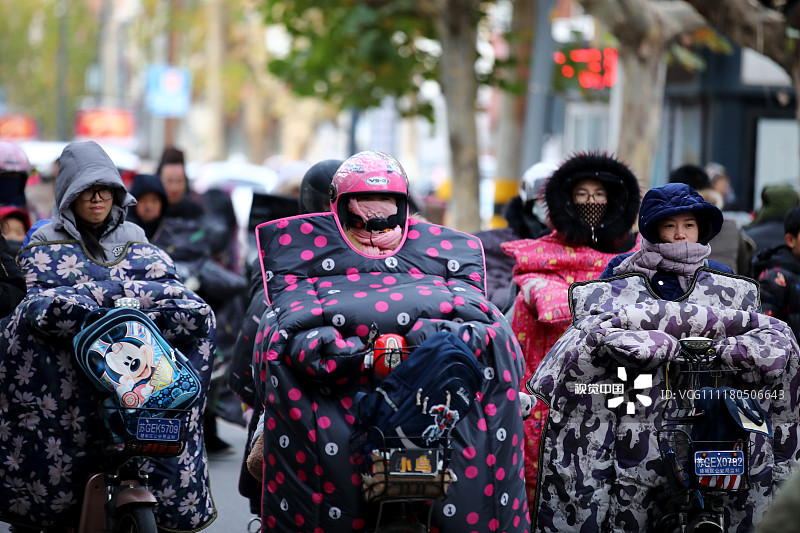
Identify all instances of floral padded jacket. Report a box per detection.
[0,241,216,531]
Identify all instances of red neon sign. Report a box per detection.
[554,47,618,90]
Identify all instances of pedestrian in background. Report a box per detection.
[0,141,31,208]
[475,161,556,312]
[0,205,31,254]
[157,146,205,219]
[154,146,248,454]
[752,205,800,342]
[705,161,737,209]
[126,173,168,240]
[745,183,800,263]
[0,231,25,318]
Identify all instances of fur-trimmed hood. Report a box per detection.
[546,151,640,253]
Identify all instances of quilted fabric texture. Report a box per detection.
[254,214,530,532]
[530,270,800,532]
[502,232,640,508]
[0,241,216,531]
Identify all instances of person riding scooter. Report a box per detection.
[252,151,529,532]
[527,183,800,532]
[0,141,217,532]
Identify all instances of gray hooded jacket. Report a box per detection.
[29,141,146,260]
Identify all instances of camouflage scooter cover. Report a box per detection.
[529,269,800,532]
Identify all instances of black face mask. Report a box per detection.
[346,211,399,232]
[4,239,22,255]
[574,202,607,242]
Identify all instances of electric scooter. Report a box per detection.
[13,297,200,533]
[655,337,772,533]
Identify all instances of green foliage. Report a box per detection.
[0,0,99,139]
[263,1,439,120]
[666,27,733,72]
[261,0,514,120]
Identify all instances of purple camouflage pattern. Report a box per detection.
[530,269,800,532]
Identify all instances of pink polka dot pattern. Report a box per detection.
[251,214,528,531]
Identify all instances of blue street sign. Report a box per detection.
[145,65,192,118]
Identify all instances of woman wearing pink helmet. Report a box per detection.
[252,151,529,532]
[329,151,409,255]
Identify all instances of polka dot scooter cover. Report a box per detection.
[253,213,531,532]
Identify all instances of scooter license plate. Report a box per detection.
[136,417,182,441]
[694,450,745,476]
[388,449,440,476]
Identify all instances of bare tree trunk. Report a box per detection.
[243,84,267,162]
[617,50,666,187]
[434,1,481,233]
[580,0,707,188]
[793,64,800,156]
[494,0,536,215]
[205,0,225,160]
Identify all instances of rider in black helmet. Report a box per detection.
[229,158,343,516]
[299,159,344,215]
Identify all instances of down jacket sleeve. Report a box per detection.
[270,324,367,383]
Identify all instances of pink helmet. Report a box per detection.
[330,151,410,230]
[0,141,31,174]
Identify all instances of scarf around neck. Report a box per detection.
[346,197,403,255]
[613,239,711,292]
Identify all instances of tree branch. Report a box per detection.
[580,0,708,50]
[682,0,792,70]
[654,1,708,42]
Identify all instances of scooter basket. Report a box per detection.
[353,427,453,504]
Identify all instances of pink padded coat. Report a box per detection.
[502,231,639,510]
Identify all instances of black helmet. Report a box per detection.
[299,159,343,215]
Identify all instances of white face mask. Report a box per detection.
[531,199,549,224]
